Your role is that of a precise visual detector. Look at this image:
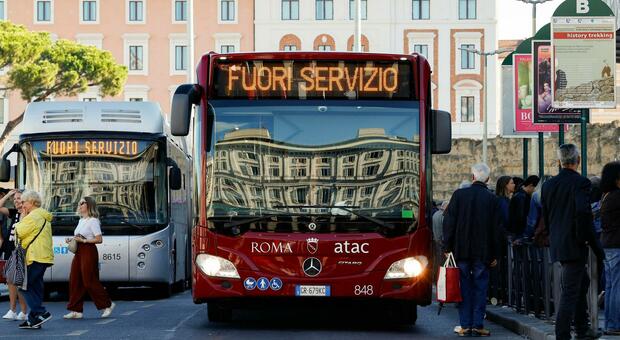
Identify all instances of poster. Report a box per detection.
[513,54,560,133]
[532,40,582,123]
[501,65,537,137]
[551,16,616,108]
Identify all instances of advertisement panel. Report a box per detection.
[551,16,616,108]
[532,40,582,123]
[501,65,537,137]
[514,54,560,133]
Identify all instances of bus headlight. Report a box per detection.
[384,256,428,280]
[196,254,240,279]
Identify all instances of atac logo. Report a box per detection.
[306,238,319,254]
[251,241,293,254]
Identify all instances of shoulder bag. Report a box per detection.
[4,220,46,289]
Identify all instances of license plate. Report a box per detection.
[295,285,331,297]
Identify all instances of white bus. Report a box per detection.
[0,102,192,297]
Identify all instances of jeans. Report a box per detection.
[556,260,590,340]
[605,248,620,331]
[457,260,489,329]
[19,262,49,323]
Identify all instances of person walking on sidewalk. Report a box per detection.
[600,161,620,336]
[443,163,502,337]
[542,144,605,340]
[64,197,115,319]
[15,190,54,330]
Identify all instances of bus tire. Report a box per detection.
[388,302,417,325]
[207,302,232,323]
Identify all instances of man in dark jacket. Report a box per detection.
[509,175,540,238]
[542,144,605,340]
[443,163,502,337]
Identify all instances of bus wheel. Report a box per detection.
[207,302,232,323]
[155,283,172,299]
[388,302,417,325]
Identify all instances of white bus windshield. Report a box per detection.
[20,138,168,231]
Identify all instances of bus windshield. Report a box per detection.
[207,100,420,228]
[20,138,168,233]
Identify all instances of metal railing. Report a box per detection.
[489,242,598,330]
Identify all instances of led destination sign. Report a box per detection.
[214,60,413,99]
[43,140,144,157]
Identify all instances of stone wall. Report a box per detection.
[432,121,620,201]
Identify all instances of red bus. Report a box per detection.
[171,52,451,324]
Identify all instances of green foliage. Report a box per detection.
[0,21,127,102]
[0,21,51,69]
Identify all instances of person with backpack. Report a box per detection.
[14,190,54,330]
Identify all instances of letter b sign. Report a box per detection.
[576,0,590,14]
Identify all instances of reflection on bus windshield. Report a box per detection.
[207,101,420,220]
[21,139,167,225]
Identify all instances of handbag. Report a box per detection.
[437,252,462,303]
[0,259,6,284]
[4,220,46,289]
[68,238,78,254]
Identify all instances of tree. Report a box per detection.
[0,22,128,149]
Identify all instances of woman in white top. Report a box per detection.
[63,197,115,319]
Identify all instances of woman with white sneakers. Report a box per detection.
[63,197,115,319]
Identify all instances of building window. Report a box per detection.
[221,45,235,53]
[412,0,430,20]
[319,168,331,177]
[175,0,187,21]
[460,44,475,70]
[293,188,308,204]
[363,187,373,196]
[36,1,52,22]
[283,44,297,51]
[174,45,188,71]
[269,168,280,177]
[345,188,355,199]
[413,44,428,58]
[460,96,475,122]
[317,45,331,51]
[221,0,235,21]
[129,45,143,70]
[363,165,380,176]
[0,1,5,20]
[317,189,331,204]
[82,1,97,22]
[344,168,354,177]
[348,0,367,20]
[282,0,299,20]
[128,1,144,22]
[459,0,476,19]
[316,0,333,20]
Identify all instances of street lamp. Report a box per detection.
[458,47,513,164]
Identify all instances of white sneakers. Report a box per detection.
[2,310,27,321]
[63,311,83,319]
[101,302,115,318]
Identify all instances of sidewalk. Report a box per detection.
[486,305,620,340]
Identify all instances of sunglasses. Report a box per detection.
[79,201,87,206]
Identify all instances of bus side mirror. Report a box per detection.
[432,110,452,154]
[0,158,10,182]
[169,166,182,190]
[171,84,202,136]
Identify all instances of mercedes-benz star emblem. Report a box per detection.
[302,257,322,277]
[308,222,317,231]
[306,237,318,254]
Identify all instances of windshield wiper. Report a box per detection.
[218,214,278,229]
[273,205,395,230]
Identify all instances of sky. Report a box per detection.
[498,0,563,40]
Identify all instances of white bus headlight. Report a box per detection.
[384,256,428,280]
[196,254,240,279]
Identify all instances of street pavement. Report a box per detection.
[0,288,523,339]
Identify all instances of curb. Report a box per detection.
[486,305,556,340]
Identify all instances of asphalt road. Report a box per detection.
[0,288,524,339]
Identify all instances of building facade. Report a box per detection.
[0,0,254,146]
[254,0,499,138]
